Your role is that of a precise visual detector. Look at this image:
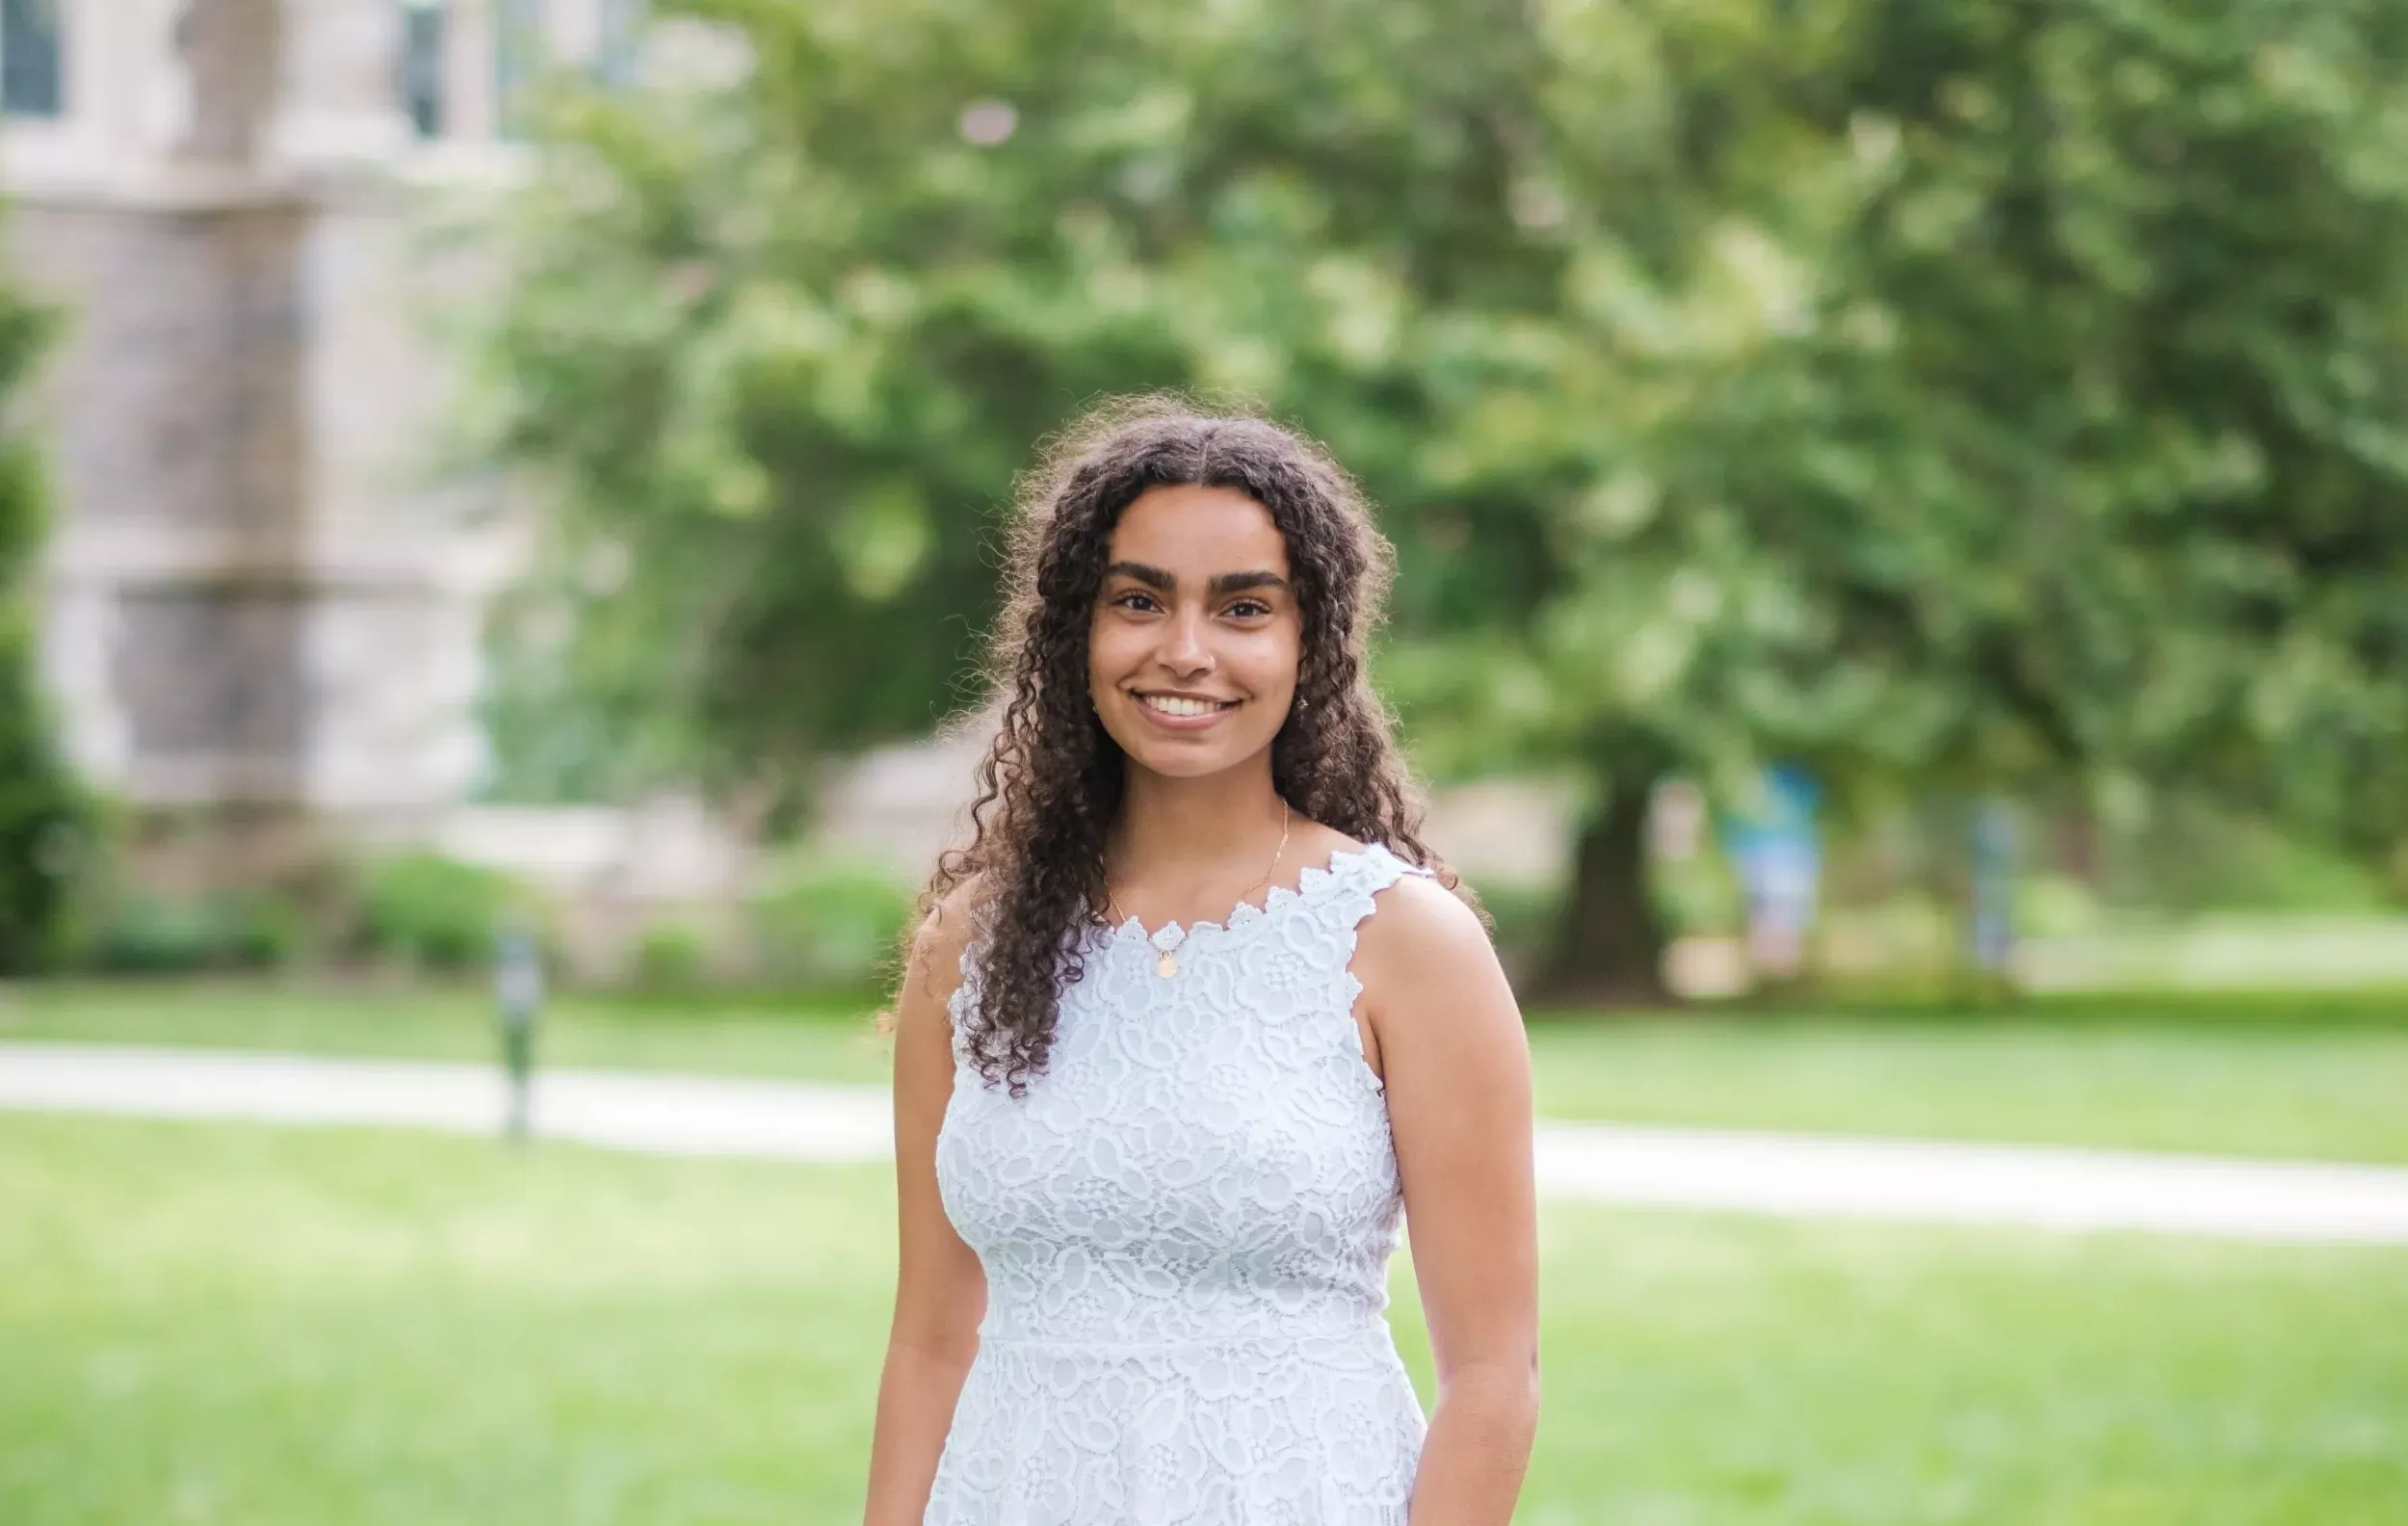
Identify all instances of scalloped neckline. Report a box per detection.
[1096,841,1397,954]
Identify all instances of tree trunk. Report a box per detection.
[1530,784,1675,1011]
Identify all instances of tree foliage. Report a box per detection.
[468,0,2408,989]
[0,256,95,971]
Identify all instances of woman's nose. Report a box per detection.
[1159,609,1215,674]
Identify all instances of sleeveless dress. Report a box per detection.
[927,841,1434,1525]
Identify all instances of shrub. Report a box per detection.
[224,889,310,967]
[91,894,226,974]
[2097,797,2394,914]
[83,884,308,974]
[749,854,915,992]
[630,918,714,991]
[360,853,515,970]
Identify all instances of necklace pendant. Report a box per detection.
[1156,949,1178,978]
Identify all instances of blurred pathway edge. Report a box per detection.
[5,1042,2406,1247]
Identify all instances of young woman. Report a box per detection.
[863,401,1539,1525]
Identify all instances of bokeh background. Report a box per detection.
[0,1,2404,1521]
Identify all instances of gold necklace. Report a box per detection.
[1104,801,1292,978]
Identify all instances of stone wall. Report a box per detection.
[0,0,752,904]
[1,0,511,883]
[14,199,308,541]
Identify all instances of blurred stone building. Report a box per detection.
[0,0,649,881]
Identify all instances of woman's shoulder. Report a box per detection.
[1348,848,1510,1019]
[905,874,989,1001]
[1355,903,1523,1101]
[1356,854,1486,946]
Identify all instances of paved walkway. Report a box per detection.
[7,1042,2407,1246]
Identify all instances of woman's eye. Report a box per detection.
[1226,599,1271,618]
[1112,591,1161,613]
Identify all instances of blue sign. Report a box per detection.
[1722,764,1820,978]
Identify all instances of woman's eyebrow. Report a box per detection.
[1207,570,1288,596]
[1104,560,1174,591]
[1103,563,1289,597]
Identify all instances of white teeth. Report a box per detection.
[1141,694,1224,718]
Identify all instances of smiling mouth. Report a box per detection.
[1136,692,1241,718]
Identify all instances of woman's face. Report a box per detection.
[1087,484,1302,780]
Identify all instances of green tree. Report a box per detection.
[0,253,95,971]
[468,0,2408,999]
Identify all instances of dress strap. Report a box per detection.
[1313,845,1430,960]
[1318,842,1431,937]
[1316,844,1434,1096]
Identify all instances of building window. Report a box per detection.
[594,0,644,88]
[1,0,64,118]
[400,0,445,138]
[495,0,545,139]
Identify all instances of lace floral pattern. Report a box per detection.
[928,843,1434,1525]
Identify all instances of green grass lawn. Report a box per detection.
[1520,1008,2408,1164]
[2,1115,2401,1524]
[0,980,899,1087]
[7,980,2407,1162]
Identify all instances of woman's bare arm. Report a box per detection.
[861,889,988,1525]
[1358,875,1541,1525]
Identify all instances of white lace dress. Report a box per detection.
[926,842,1434,1525]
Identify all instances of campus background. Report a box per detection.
[0,4,2402,1522]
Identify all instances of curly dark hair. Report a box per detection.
[912,396,1466,1094]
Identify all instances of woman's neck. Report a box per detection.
[1108,757,1288,881]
